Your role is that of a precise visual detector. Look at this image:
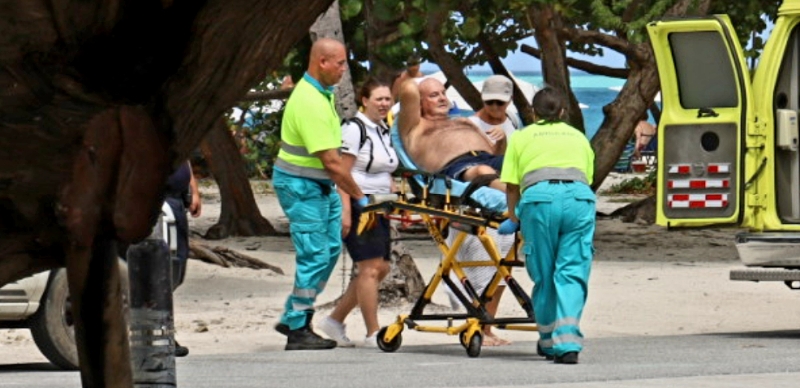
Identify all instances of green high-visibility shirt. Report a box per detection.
[500,121,594,187]
[277,73,341,171]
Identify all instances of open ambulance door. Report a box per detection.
[647,16,752,228]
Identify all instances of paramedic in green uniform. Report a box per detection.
[498,87,595,364]
[273,38,368,351]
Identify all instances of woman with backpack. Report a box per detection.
[318,77,398,347]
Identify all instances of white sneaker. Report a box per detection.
[364,332,378,348]
[318,316,355,347]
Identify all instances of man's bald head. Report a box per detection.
[418,78,450,119]
[310,38,345,64]
[308,38,348,88]
[418,78,443,94]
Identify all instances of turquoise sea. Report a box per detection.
[466,71,626,139]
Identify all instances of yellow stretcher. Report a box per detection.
[360,166,538,358]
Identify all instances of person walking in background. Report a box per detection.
[164,160,202,357]
[272,38,369,351]
[318,78,398,348]
[498,87,596,364]
[469,75,520,148]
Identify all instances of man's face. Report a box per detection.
[419,79,450,118]
[483,99,510,121]
[319,47,348,87]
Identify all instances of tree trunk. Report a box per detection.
[310,0,358,119]
[364,0,400,82]
[379,231,426,304]
[529,5,585,132]
[425,5,483,111]
[590,45,660,190]
[199,119,277,239]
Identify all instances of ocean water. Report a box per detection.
[466,71,625,139]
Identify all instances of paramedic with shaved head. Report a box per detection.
[273,37,368,351]
[498,87,596,365]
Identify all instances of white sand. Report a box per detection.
[4,174,796,363]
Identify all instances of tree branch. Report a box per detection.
[665,0,711,17]
[520,44,630,79]
[189,239,284,274]
[425,5,483,110]
[240,89,292,102]
[558,26,639,59]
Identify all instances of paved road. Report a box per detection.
[3,329,800,387]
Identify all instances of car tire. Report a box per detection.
[29,260,129,370]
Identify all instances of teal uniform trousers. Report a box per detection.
[273,168,343,330]
[519,180,595,357]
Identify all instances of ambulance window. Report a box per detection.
[669,31,738,109]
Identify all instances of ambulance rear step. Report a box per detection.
[730,268,800,290]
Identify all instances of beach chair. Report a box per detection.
[360,125,537,358]
[614,140,636,173]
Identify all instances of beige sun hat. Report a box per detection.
[481,75,513,102]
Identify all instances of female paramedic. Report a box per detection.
[497,87,596,365]
[318,77,398,347]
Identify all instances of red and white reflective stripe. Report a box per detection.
[668,179,729,189]
[668,193,729,208]
[668,164,692,174]
[706,163,730,174]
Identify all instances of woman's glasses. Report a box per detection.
[484,100,506,106]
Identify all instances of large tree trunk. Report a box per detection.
[590,46,660,190]
[0,1,336,386]
[364,0,401,82]
[529,5,585,132]
[199,119,277,239]
[426,4,483,111]
[310,0,358,118]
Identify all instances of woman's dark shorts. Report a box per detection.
[343,197,392,262]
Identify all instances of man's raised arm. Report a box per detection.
[397,79,421,139]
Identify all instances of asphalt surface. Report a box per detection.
[3,329,800,387]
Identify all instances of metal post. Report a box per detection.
[127,214,177,387]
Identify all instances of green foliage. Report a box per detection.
[604,170,657,195]
[340,0,362,18]
[228,76,286,179]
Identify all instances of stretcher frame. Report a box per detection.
[362,169,538,358]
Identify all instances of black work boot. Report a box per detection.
[284,311,336,350]
[276,310,313,336]
[554,352,579,364]
[175,340,189,357]
[285,327,337,350]
[275,322,290,336]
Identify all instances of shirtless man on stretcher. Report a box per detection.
[397,78,507,191]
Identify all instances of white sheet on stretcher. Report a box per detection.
[444,227,518,310]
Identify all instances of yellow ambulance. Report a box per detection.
[647,0,800,289]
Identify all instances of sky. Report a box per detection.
[421,36,627,73]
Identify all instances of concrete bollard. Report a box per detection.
[127,214,177,387]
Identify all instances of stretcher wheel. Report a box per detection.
[376,326,402,352]
[459,332,468,348]
[466,332,482,358]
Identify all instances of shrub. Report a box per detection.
[604,170,657,195]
